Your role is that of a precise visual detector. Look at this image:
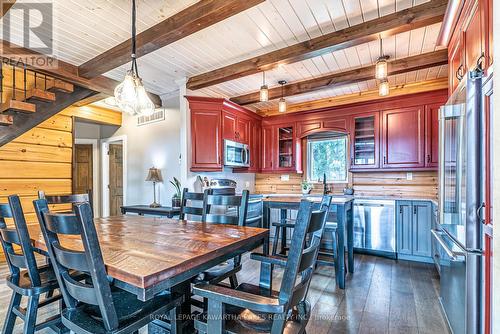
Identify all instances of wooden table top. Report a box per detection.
[27,216,268,290]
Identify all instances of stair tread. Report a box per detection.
[48,79,74,93]
[0,114,13,125]
[0,100,36,113]
[26,88,56,102]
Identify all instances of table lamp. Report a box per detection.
[145,167,162,208]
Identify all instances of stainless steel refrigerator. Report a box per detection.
[431,69,485,334]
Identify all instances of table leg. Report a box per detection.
[260,202,273,291]
[336,206,345,289]
[280,209,287,255]
[347,204,354,274]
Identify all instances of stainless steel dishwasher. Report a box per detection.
[353,199,396,258]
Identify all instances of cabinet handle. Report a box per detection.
[476,53,485,71]
[383,156,386,164]
[427,154,431,163]
[456,64,464,81]
[413,206,417,215]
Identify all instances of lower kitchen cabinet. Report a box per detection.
[396,200,433,263]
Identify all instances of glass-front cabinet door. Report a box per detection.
[277,125,295,170]
[350,112,380,169]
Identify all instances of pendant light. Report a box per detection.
[278,80,287,113]
[379,79,390,96]
[114,0,155,116]
[375,38,389,80]
[259,72,269,102]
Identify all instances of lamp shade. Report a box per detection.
[145,167,163,183]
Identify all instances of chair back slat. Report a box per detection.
[52,243,89,273]
[7,252,27,269]
[61,273,98,305]
[278,196,332,310]
[34,199,120,331]
[202,190,249,227]
[179,188,204,221]
[0,228,21,245]
[245,197,263,228]
[0,196,41,286]
[45,213,81,235]
[38,191,90,204]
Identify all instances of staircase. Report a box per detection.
[0,63,95,147]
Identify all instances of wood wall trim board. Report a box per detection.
[261,89,448,126]
[78,0,265,78]
[37,114,73,132]
[0,142,72,163]
[231,50,449,105]
[14,126,73,147]
[0,179,71,197]
[258,78,449,116]
[0,161,71,179]
[61,105,122,126]
[187,0,448,90]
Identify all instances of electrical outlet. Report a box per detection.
[280,174,290,181]
[245,181,250,188]
[406,172,413,181]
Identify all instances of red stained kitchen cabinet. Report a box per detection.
[276,125,296,171]
[425,104,440,168]
[382,107,425,169]
[261,126,274,172]
[449,33,465,93]
[350,112,380,170]
[190,109,222,171]
[463,4,484,72]
[222,111,237,141]
[248,121,261,172]
[237,118,250,144]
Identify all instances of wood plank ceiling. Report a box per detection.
[1,0,447,112]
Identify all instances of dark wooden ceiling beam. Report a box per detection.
[230,49,448,105]
[78,0,265,79]
[188,0,448,90]
[1,1,16,18]
[0,40,162,106]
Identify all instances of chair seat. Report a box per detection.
[62,289,182,334]
[193,259,237,283]
[195,283,309,334]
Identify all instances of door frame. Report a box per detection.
[74,139,99,215]
[101,135,127,217]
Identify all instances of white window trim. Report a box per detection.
[306,136,348,184]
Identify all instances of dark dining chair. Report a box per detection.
[0,195,70,334]
[193,196,332,334]
[193,189,249,289]
[33,199,184,334]
[179,188,204,221]
[38,190,92,212]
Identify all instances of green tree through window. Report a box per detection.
[307,136,347,182]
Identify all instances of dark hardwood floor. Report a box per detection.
[0,254,450,334]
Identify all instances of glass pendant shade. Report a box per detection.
[278,98,286,112]
[260,85,269,102]
[114,72,155,116]
[379,80,390,96]
[375,57,388,80]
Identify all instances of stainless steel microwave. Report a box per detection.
[224,140,250,167]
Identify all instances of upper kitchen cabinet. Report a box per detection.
[190,107,223,172]
[186,96,261,172]
[261,123,297,173]
[449,33,465,93]
[463,2,484,72]
[222,110,251,144]
[381,106,425,169]
[350,112,380,170]
[425,104,440,168]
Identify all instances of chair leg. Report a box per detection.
[23,295,39,334]
[229,274,238,288]
[271,225,280,256]
[2,292,21,334]
[169,306,182,334]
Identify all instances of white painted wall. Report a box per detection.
[492,3,500,331]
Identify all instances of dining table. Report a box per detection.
[27,215,268,333]
[261,195,354,289]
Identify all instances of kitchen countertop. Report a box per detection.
[255,193,436,206]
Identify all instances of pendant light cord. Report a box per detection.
[131,0,138,76]
[379,35,382,58]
